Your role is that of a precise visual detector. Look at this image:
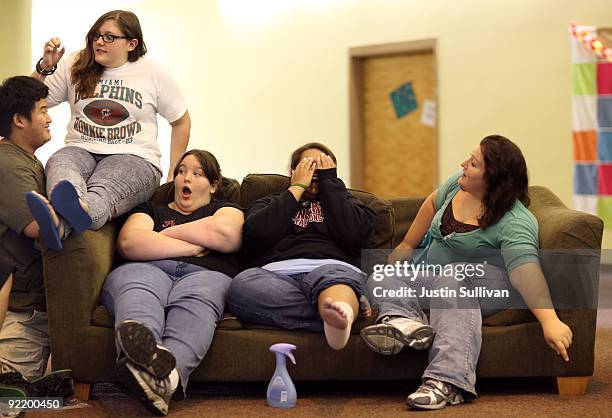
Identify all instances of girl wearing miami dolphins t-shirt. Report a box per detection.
[27,10,190,252]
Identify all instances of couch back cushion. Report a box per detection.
[150,177,241,206]
[239,174,394,249]
[527,186,602,250]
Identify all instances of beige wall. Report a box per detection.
[0,0,31,80]
[7,0,612,245]
[131,0,611,202]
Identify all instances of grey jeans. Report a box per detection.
[45,146,161,230]
[366,262,518,397]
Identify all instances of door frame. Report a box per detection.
[349,39,438,190]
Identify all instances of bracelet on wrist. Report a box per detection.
[290,183,308,190]
[36,58,56,76]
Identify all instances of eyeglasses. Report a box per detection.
[92,32,129,43]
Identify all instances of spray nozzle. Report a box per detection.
[270,343,296,365]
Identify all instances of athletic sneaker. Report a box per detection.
[117,358,173,416]
[406,378,464,410]
[0,370,73,398]
[116,320,176,379]
[360,316,434,355]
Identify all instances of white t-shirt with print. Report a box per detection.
[44,54,186,173]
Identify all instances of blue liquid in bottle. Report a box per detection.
[266,343,297,408]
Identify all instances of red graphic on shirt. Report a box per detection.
[83,99,130,127]
[292,202,324,227]
[162,219,176,229]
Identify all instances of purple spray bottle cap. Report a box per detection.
[270,343,296,364]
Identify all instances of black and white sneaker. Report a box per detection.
[360,316,434,355]
[117,358,173,416]
[406,378,464,410]
[0,370,73,398]
[116,320,176,379]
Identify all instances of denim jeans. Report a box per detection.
[226,264,366,332]
[100,260,232,394]
[45,146,161,230]
[366,262,517,397]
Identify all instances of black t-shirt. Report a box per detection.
[241,168,378,268]
[131,200,242,277]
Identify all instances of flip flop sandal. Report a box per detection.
[50,180,92,233]
[26,192,63,252]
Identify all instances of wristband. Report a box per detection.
[290,183,308,190]
[36,58,56,76]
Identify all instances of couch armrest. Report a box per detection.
[43,222,118,332]
[389,196,426,248]
[526,186,601,373]
[527,186,602,309]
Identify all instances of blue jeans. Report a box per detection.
[366,262,516,397]
[100,260,232,394]
[45,146,161,230]
[227,264,366,332]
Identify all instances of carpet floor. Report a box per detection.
[28,271,612,417]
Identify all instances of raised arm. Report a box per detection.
[117,212,205,260]
[317,169,377,250]
[242,192,299,250]
[167,111,191,182]
[31,38,65,81]
[388,190,437,263]
[160,206,244,253]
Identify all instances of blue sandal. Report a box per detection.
[25,192,63,252]
[50,180,92,233]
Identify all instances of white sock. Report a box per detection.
[168,368,179,392]
[323,301,355,350]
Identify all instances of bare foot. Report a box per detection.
[320,297,350,329]
[30,192,65,238]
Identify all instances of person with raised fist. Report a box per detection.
[28,10,190,251]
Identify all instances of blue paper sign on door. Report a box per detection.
[390,82,417,118]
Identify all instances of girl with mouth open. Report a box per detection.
[100,149,243,415]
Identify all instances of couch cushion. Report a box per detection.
[527,186,603,250]
[92,305,244,330]
[239,174,394,249]
[481,309,537,326]
[389,197,426,248]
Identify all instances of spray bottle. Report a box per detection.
[266,343,297,408]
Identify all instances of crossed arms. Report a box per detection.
[117,206,244,260]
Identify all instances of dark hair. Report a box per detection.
[479,135,530,229]
[289,142,337,172]
[71,10,147,98]
[0,76,49,138]
[173,149,223,197]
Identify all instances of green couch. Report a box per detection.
[41,174,603,399]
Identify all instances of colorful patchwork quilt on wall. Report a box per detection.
[571,24,612,225]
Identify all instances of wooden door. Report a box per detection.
[350,41,437,198]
